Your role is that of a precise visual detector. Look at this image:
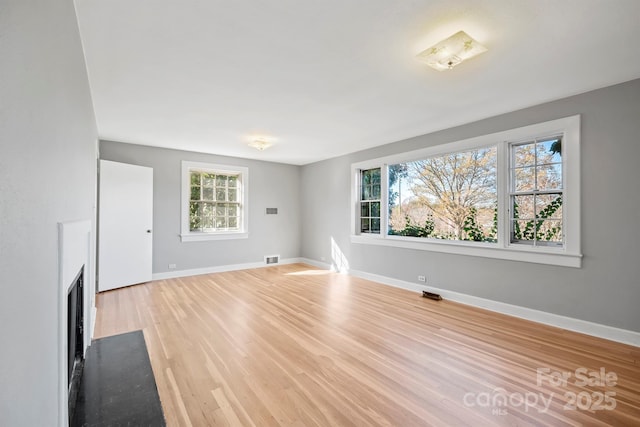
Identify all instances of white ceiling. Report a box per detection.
[75,0,640,165]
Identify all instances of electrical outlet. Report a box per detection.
[168,264,176,269]
[418,275,426,282]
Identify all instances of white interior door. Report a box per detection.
[98,160,153,291]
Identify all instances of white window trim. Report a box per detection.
[181,161,249,242]
[350,115,581,268]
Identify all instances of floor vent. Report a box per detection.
[264,255,280,265]
[422,291,442,301]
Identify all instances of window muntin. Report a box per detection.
[388,146,497,242]
[181,161,248,241]
[189,171,240,232]
[509,136,563,247]
[359,168,381,234]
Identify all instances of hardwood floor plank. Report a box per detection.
[94,264,640,426]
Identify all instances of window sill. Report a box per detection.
[350,234,582,268]
[181,231,248,242]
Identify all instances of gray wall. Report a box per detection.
[100,142,301,275]
[0,0,98,425]
[301,78,640,333]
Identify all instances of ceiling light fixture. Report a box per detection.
[416,31,487,71]
[248,139,272,151]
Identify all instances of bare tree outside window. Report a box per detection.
[389,147,497,241]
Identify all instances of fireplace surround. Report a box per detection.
[58,219,94,426]
[67,266,84,422]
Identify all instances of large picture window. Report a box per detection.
[181,161,248,242]
[351,116,581,267]
[388,146,497,241]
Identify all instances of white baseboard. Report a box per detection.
[298,257,334,271]
[298,258,640,347]
[152,257,305,280]
[150,257,639,347]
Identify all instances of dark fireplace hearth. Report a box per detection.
[67,266,84,424]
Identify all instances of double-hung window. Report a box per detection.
[510,137,563,246]
[351,116,581,267]
[181,161,248,241]
[359,168,381,234]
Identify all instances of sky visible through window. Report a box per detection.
[389,146,498,241]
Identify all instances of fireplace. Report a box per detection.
[67,266,84,422]
[58,219,94,426]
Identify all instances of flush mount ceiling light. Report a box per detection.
[248,139,272,151]
[416,31,487,71]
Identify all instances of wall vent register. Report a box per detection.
[264,255,280,264]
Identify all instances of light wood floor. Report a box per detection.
[94,263,640,426]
